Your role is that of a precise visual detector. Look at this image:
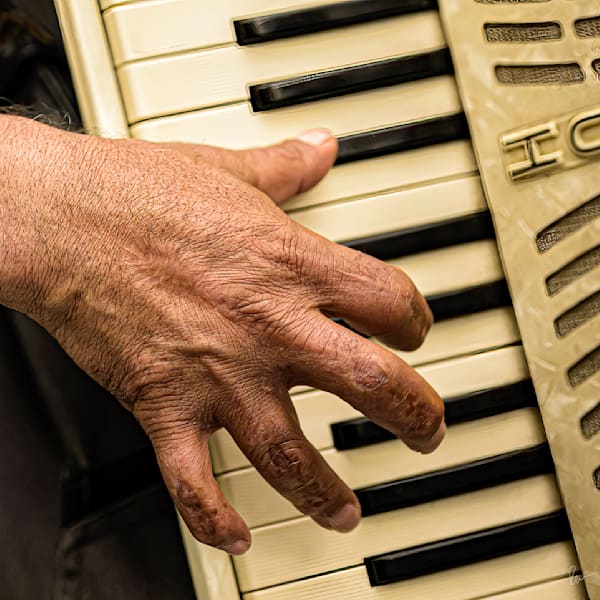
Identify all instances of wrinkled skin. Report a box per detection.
[0,117,445,555]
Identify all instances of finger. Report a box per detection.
[220,385,361,533]
[304,235,433,351]
[290,312,445,454]
[144,420,252,555]
[175,129,338,204]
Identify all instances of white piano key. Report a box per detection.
[104,0,362,64]
[101,0,141,7]
[100,0,333,9]
[130,75,459,148]
[394,306,520,368]
[284,141,477,211]
[289,175,485,242]
[390,239,503,297]
[242,542,579,600]
[210,342,528,474]
[118,12,444,121]
[234,475,561,591]
[486,577,587,600]
[219,405,545,528]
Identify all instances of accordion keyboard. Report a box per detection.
[54,0,600,598]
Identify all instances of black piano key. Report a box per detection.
[356,443,553,517]
[335,113,470,164]
[250,48,453,111]
[444,379,537,424]
[427,280,512,321]
[331,379,537,451]
[365,510,571,586]
[343,211,494,261]
[235,0,438,46]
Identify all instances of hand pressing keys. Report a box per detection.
[0,116,445,556]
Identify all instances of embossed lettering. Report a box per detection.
[569,108,600,155]
[501,123,562,180]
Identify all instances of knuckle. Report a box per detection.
[276,140,311,167]
[114,348,200,435]
[114,346,170,407]
[254,437,338,517]
[277,229,302,273]
[258,142,310,192]
[351,351,392,394]
[220,287,298,344]
[255,438,315,494]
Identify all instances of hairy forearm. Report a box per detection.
[0,115,70,314]
[0,115,38,309]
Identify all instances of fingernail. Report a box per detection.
[297,128,334,147]
[327,502,361,533]
[222,539,251,556]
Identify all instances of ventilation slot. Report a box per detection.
[536,195,600,253]
[575,16,600,39]
[496,64,584,85]
[546,245,600,296]
[581,403,600,440]
[555,291,600,337]
[594,59,600,77]
[594,466,600,490]
[568,346,600,388]
[485,22,561,43]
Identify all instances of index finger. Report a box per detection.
[298,230,433,351]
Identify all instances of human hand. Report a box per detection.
[0,117,445,555]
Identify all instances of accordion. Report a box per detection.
[54,1,600,598]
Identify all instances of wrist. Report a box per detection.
[0,115,79,317]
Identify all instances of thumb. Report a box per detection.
[177,129,338,205]
[236,129,338,204]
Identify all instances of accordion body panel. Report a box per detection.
[53,0,600,598]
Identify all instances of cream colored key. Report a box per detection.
[397,306,520,367]
[285,141,476,211]
[391,239,503,297]
[219,406,544,528]
[290,175,485,242]
[104,0,391,64]
[487,578,587,600]
[118,13,444,121]
[234,475,561,591]
[131,74,458,146]
[101,0,142,7]
[242,542,578,600]
[210,342,527,474]
[101,0,341,9]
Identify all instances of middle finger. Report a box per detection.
[288,311,446,454]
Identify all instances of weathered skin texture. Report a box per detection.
[0,117,445,555]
